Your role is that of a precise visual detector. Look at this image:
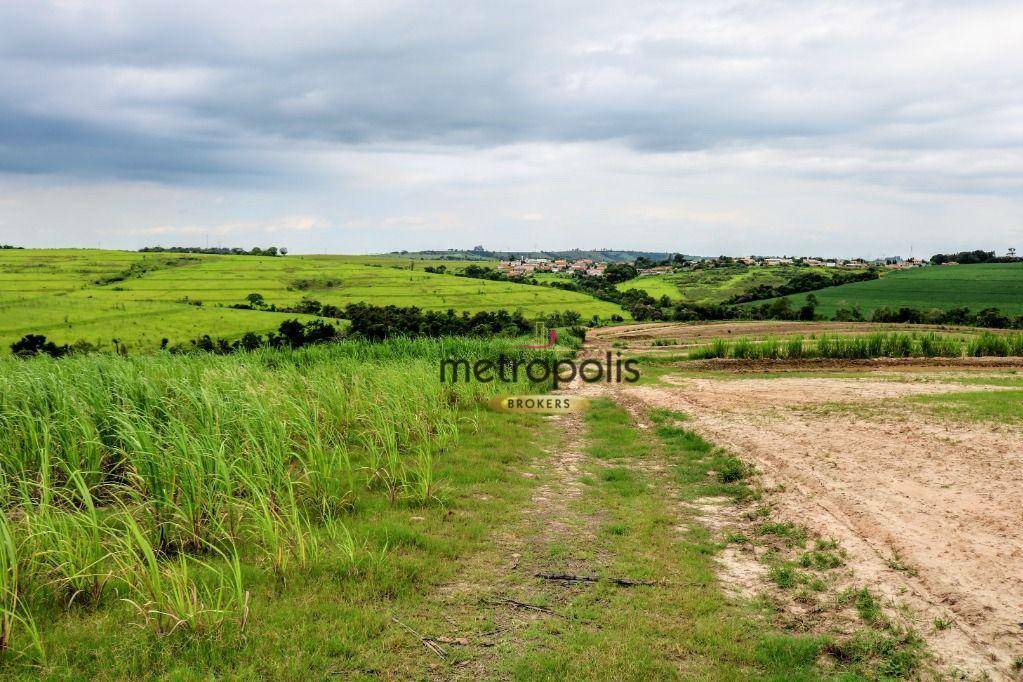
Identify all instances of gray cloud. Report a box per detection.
[0,1,1022,253]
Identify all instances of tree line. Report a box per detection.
[724,269,878,304]
[929,250,1019,265]
[8,303,586,358]
[451,261,878,322]
[14,296,1023,360]
[139,246,288,256]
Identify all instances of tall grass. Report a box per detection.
[0,337,551,656]
[689,332,1017,360]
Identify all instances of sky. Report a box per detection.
[0,1,1021,257]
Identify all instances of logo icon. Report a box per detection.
[522,327,557,349]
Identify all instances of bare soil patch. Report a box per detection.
[657,375,1013,407]
[625,374,1023,678]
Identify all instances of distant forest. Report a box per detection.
[139,246,288,256]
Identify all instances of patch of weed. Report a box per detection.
[756,522,807,547]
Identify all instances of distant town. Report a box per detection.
[495,254,936,278]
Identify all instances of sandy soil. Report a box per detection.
[625,375,1023,678]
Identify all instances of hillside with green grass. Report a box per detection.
[772,263,1023,317]
[0,250,624,352]
[617,264,848,305]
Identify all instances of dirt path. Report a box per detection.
[440,379,612,679]
[624,375,1023,677]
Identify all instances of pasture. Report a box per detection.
[0,250,624,352]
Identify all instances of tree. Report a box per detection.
[265,246,278,257]
[798,293,818,321]
[294,297,322,315]
[237,332,264,351]
[246,293,266,308]
[279,247,288,256]
[603,263,638,284]
[12,334,66,357]
[274,319,307,347]
[767,297,794,320]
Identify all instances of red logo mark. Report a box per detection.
[522,329,557,349]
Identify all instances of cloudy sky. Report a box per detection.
[1,1,1021,257]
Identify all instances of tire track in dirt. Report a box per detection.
[624,376,1023,678]
[438,379,613,679]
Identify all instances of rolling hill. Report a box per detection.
[0,249,625,352]
[617,264,847,305]
[774,263,1023,316]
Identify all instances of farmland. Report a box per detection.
[580,321,1023,677]
[770,263,1023,317]
[0,250,623,352]
[0,338,561,676]
[4,248,1023,678]
[617,264,848,305]
[2,300,1022,677]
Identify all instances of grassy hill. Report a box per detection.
[617,265,841,305]
[773,263,1023,317]
[0,249,624,352]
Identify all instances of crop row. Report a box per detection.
[688,332,1023,360]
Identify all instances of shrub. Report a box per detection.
[717,457,750,483]
[11,334,68,358]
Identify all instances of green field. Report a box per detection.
[0,250,624,352]
[0,341,921,678]
[617,265,839,305]
[0,339,550,676]
[773,263,1023,317]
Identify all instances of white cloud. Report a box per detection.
[121,215,328,238]
[266,215,327,233]
[0,1,1022,255]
